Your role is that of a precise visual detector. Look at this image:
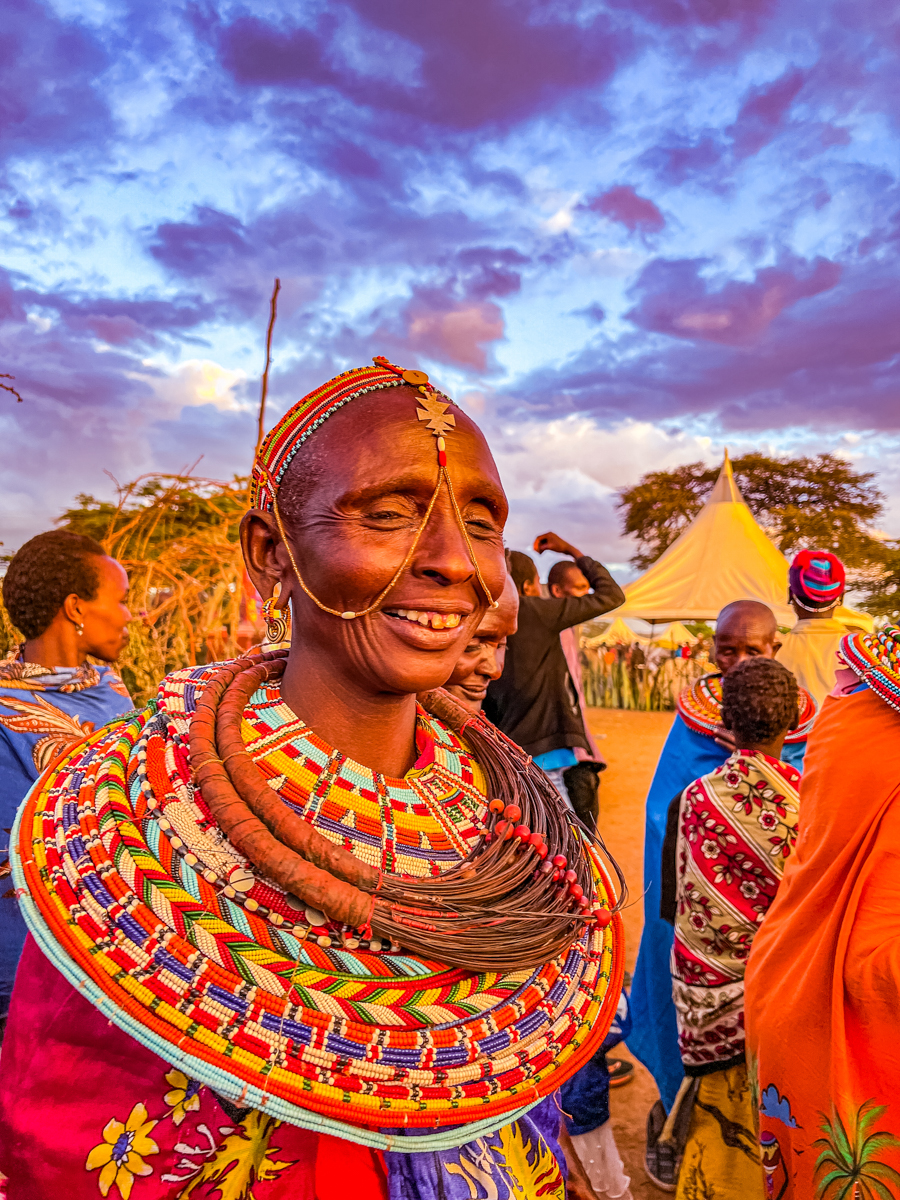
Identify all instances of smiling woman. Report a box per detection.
[0,358,624,1200]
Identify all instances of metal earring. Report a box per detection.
[75,622,84,637]
[262,587,289,647]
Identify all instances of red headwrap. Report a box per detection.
[789,549,845,611]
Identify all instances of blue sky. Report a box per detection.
[2,0,899,576]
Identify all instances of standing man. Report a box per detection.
[484,533,623,810]
[630,601,815,1187]
[776,549,848,707]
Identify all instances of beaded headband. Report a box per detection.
[250,356,498,618]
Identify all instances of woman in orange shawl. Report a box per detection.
[745,628,900,1200]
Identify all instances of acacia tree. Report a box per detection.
[616,453,885,575]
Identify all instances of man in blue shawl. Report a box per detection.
[629,601,813,1150]
[0,530,133,1029]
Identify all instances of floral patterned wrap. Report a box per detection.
[0,933,568,1200]
[6,661,622,1162]
[671,749,800,1074]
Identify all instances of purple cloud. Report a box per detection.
[589,186,666,233]
[604,0,772,30]
[507,257,900,433]
[639,134,725,186]
[149,207,252,278]
[1,0,110,159]
[727,68,806,158]
[626,254,842,345]
[216,2,620,131]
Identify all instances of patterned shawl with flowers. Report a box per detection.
[0,651,131,1021]
[671,749,800,1075]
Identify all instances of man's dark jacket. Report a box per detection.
[483,557,624,758]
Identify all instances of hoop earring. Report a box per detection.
[262,591,289,647]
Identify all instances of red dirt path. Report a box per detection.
[585,707,674,1200]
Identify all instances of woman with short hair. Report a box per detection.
[0,529,132,1033]
[0,360,622,1199]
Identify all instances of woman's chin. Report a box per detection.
[369,652,470,699]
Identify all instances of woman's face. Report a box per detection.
[79,557,131,662]
[244,387,509,697]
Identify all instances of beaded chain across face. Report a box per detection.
[256,355,498,622]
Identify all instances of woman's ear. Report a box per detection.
[240,510,290,604]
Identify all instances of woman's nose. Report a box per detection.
[413,494,477,588]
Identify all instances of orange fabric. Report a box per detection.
[315,1133,388,1200]
[745,687,900,1199]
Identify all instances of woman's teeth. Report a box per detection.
[389,609,462,630]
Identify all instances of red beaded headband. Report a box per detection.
[251,355,498,618]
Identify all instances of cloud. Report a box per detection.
[727,69,806,158]
[2,0,900,564]
[589,186,666,234]
[485,412,717,567]
[145,359,251,414]
[406,298,505,370]
[604,0,772,29]
[0,0,111,160]
[639,134,725,187]
[626,254,842,345]
[215,2,620,132]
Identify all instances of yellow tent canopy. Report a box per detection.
[588,616,647,646]
[653,620,699,650]
[610,453,872,632]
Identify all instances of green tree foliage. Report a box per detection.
[855,542,900,620]
[0,474,257,705]
[616,452,885,576]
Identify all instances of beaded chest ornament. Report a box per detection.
[840,626,900,713]
[677,672,817,743]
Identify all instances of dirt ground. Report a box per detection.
[585,707,675,1200]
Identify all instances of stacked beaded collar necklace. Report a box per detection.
[678,672,817,743]
[13,659,624,1146]
[840,627,900,713]
[192,650,623,972]
[251,355,498,620]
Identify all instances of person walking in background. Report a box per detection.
[547,557,608,830]
[776,549,848,707]
[0,530,132,1035]
[660,658,801,1199]
[443,573,518,715]
[630,600,816,1188]
[484,531,624,817]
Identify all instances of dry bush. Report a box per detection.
[0,473,261,706]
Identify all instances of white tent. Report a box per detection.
[610,453,872,631]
